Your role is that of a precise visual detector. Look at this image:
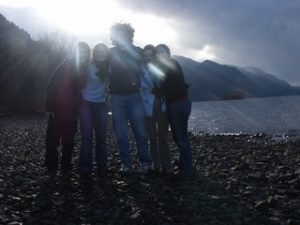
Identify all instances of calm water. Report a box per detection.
[189,95,300,135]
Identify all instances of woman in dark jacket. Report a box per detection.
[45,42,90,178]
[155,44,193,178]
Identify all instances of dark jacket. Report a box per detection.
[109,45,143,95]
[157,58,188,103]
[45,59,84,115]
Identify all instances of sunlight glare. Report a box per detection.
[0,0,178,47]
[133,14,177,46]
[148,63,165,79]
[196,45,216,60]
[34,0,177,45]
[35,0,123,35]
[0,0,36,7]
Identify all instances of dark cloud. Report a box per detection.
[1,1,300,84]
[120,0,300,85]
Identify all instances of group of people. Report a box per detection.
[45,23,193,181]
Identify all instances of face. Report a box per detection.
[156,47,169,60]
[94,46,109,63]
[113,32,131,48]
[143,49,155,64]
[78,48,90,64]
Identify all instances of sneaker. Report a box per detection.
[140,164,152,175]
[47,170,57,182]
[120,166,132,175]
[61,171,72,183]
[97,170,107,179]
[171,174,193,182]
[153,167,161,175]
[162,168,173,177]
[80,172,93,184]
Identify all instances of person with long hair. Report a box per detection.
[155,44,193,179]
[45,42,90,179]
[141,44,172,175]
[79,43,110,181]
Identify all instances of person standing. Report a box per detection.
[141,44,172,175]
[79,43,110,180]
[109,23,152,174]
[45,42,90,178]
[155,44,193,178]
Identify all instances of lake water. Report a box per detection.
[189,95,300,135]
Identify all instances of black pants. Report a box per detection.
[145,113,171,171]
[45,113,77,173]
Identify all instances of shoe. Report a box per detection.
[47,170,57,182]
[97,170,107,180]
[80,172,93,184]
[61,171,72,182]
[153,167,161,175]
[172,174,193,182]
[120,166,132,175]
[162,168,173,177]
[140,164,152,175]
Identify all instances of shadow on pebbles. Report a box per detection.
[0,115,299,225]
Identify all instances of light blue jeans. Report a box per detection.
[110,93,152,168]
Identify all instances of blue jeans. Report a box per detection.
[110,93,152,168]
[167,99,193,176]
[79,101,107,173]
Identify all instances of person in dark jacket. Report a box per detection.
[45,42,90,178]
[155,44,193,178]
[109,23,152,174]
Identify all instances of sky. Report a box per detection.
[0,0,300,85]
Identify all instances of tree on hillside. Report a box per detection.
[0,13,79,112]
[38,31,78,63]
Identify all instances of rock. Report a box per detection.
[7,222,22,225]
[130,210,142,219]
[295,167,300,175]
[1,116,300,225]
[269,217,281,225]
[247,172,262,179]
[267,197,278,207]
[254,200,269,210]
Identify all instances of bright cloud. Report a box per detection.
[1,0,300,84]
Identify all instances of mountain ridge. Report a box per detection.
[173,55,300,101]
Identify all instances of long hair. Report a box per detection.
[143,44,156,54]
[74,41,90,69]
[92,43,109,65]
[75,42,90,58]
[92,43,109,81]
[155,44,171,57]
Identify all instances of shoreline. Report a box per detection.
[1,113,300,140]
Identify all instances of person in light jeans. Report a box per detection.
[140,44,172,175]
[79,43,110,180]
[109,23,152,174]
